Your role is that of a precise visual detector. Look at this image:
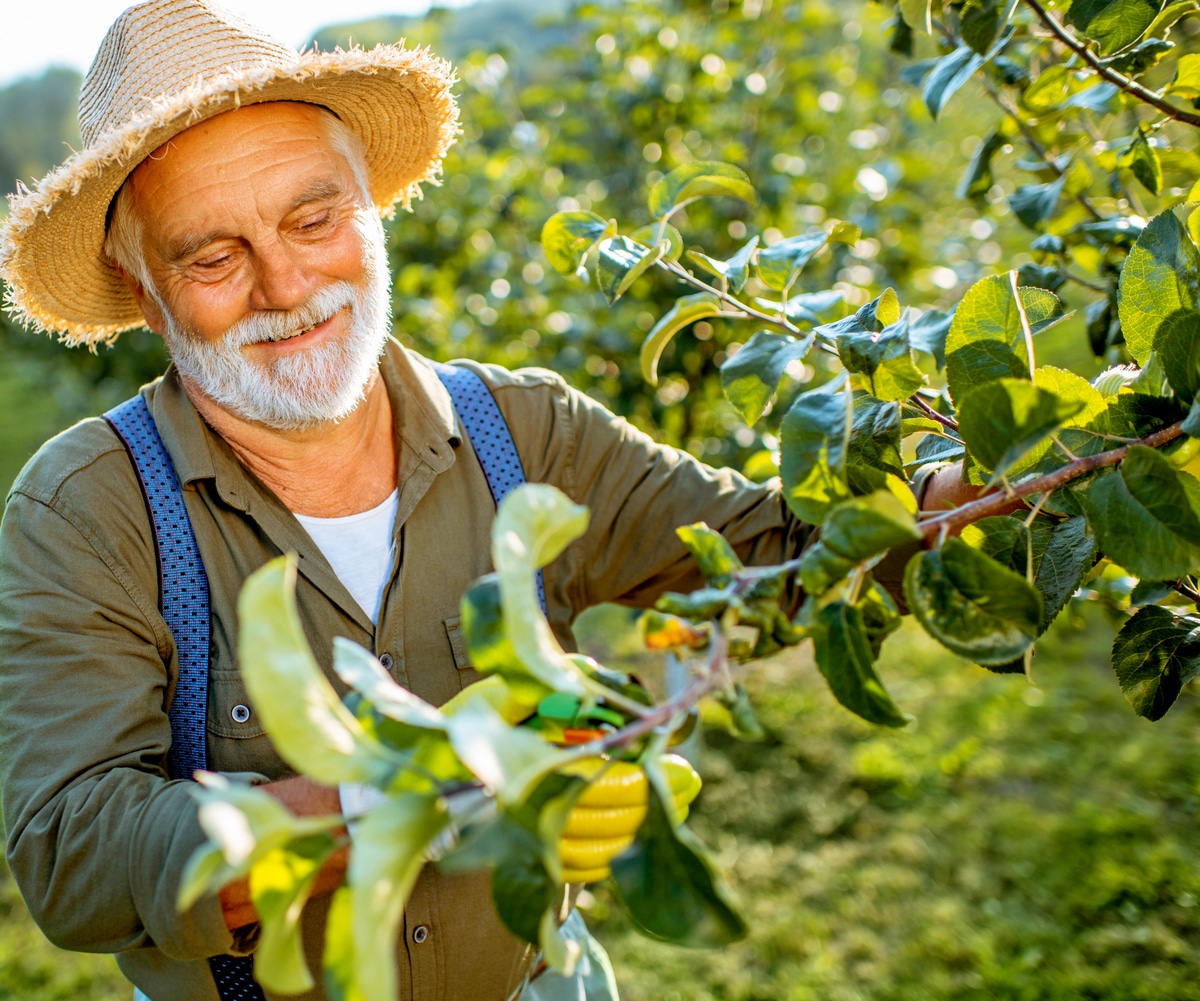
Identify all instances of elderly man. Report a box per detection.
[0,2,814,1000]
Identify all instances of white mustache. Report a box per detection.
[221,281,358,348]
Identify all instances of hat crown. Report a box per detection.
[79,0,296,148]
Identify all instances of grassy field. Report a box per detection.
[592,606,1200,1001]
[2,603,1197,1000]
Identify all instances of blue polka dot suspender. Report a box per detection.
[104,365,535,999]
[105,395,264,1000]
[431,363,546,613]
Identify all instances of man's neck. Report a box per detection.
[183,369,398,517]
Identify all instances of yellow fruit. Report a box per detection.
[556,754,702,883]
[560,833,636,870]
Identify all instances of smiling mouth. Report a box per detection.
[263,314,331,343]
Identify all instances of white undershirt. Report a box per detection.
[294,490,399,625]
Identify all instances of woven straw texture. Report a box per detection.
[0,0,459,345]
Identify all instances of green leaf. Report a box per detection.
[719,330,812,425]
[648,161,756,220]
[640,292,724,384]
[687,235,759,294]
[755,231,830,293]
[1120,124,1164,195]
[961,0,1012,55]
[1010,175,1066,231]
[1074,445,1200,579]
[848,396,905,480]
[799,492,921,595]
[818,491,922,561]
[321,888,362,1001]
[443,694,573,804]
[923,43,985,119]
[1035,366,1109,427]
[841,318,928,403]
[909,308,955,369]
[956,378,1085,479]
[540,211,614,275]
[676,523,745,582]
[958,130,1006,201]
[1067,0,1161,55]
[1117,208,1200,365]
[960,515,1038,575]
[900,0,941,33]
[1111,605,1200,720]
[629,222,684,261]
[945,274,1067,402]
[460,575,549,706]
[780,376,854,524]
[1022,65,1072,113]
[492,484,591,695]
[596,235,663,305]
[331,639,447,732]
[808,601,909,726]
[237,557,402,787]
[1152,310,1200,400]
[1033,516,1099,627]
[611,778,747,946]
[348,794,447,1001]
[904,538,1044,665]
[763,288,845,325]
[818,288,902,337]
[1146,0,1200,38]
[251,837,336,995]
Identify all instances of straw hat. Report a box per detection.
[0,0,459,346]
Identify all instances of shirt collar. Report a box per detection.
[143,337,462,505]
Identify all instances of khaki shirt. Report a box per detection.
[0,340,809,1001]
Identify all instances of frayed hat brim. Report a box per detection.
[0,43,459,346]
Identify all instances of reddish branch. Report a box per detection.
[1023,0,1200,129]
[918,420,1185,540]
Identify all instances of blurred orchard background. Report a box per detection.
[1,0,1199,998]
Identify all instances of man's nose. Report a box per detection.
[248,241,320,312]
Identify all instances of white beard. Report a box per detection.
[157,211,393,430]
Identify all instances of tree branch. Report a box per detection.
[1023,0,1200,128]
[918,420,1185,539]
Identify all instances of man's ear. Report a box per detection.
[115,266,166,336]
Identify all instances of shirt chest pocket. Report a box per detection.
[444,615,484,689]
[207,668,267,740]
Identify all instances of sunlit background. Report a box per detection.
[1,1,1198,998]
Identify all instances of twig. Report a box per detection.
[1023,0,1200,128]
[655,257,801,334]
[1172,579,1200,604]
[919,420,1185,539]
[909,394,961,434]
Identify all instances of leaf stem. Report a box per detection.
[1022,0,1200,128]
[918,420,1185,540]
[1172,578,1200,604]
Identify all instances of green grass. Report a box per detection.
[588,604,1200,1001]
[2,604,1197,999]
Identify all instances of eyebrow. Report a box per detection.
[162,178,350,263]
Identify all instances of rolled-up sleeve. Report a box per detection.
[0,487,234,961]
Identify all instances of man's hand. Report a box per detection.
[218,775,347,931]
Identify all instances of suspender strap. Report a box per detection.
[104,395,264,1001]
[104,395,211,781]
[432,362,546,613]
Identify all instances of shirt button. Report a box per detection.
[231,704,251,724]
[379,653,394,670]
[412,924,429,944]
